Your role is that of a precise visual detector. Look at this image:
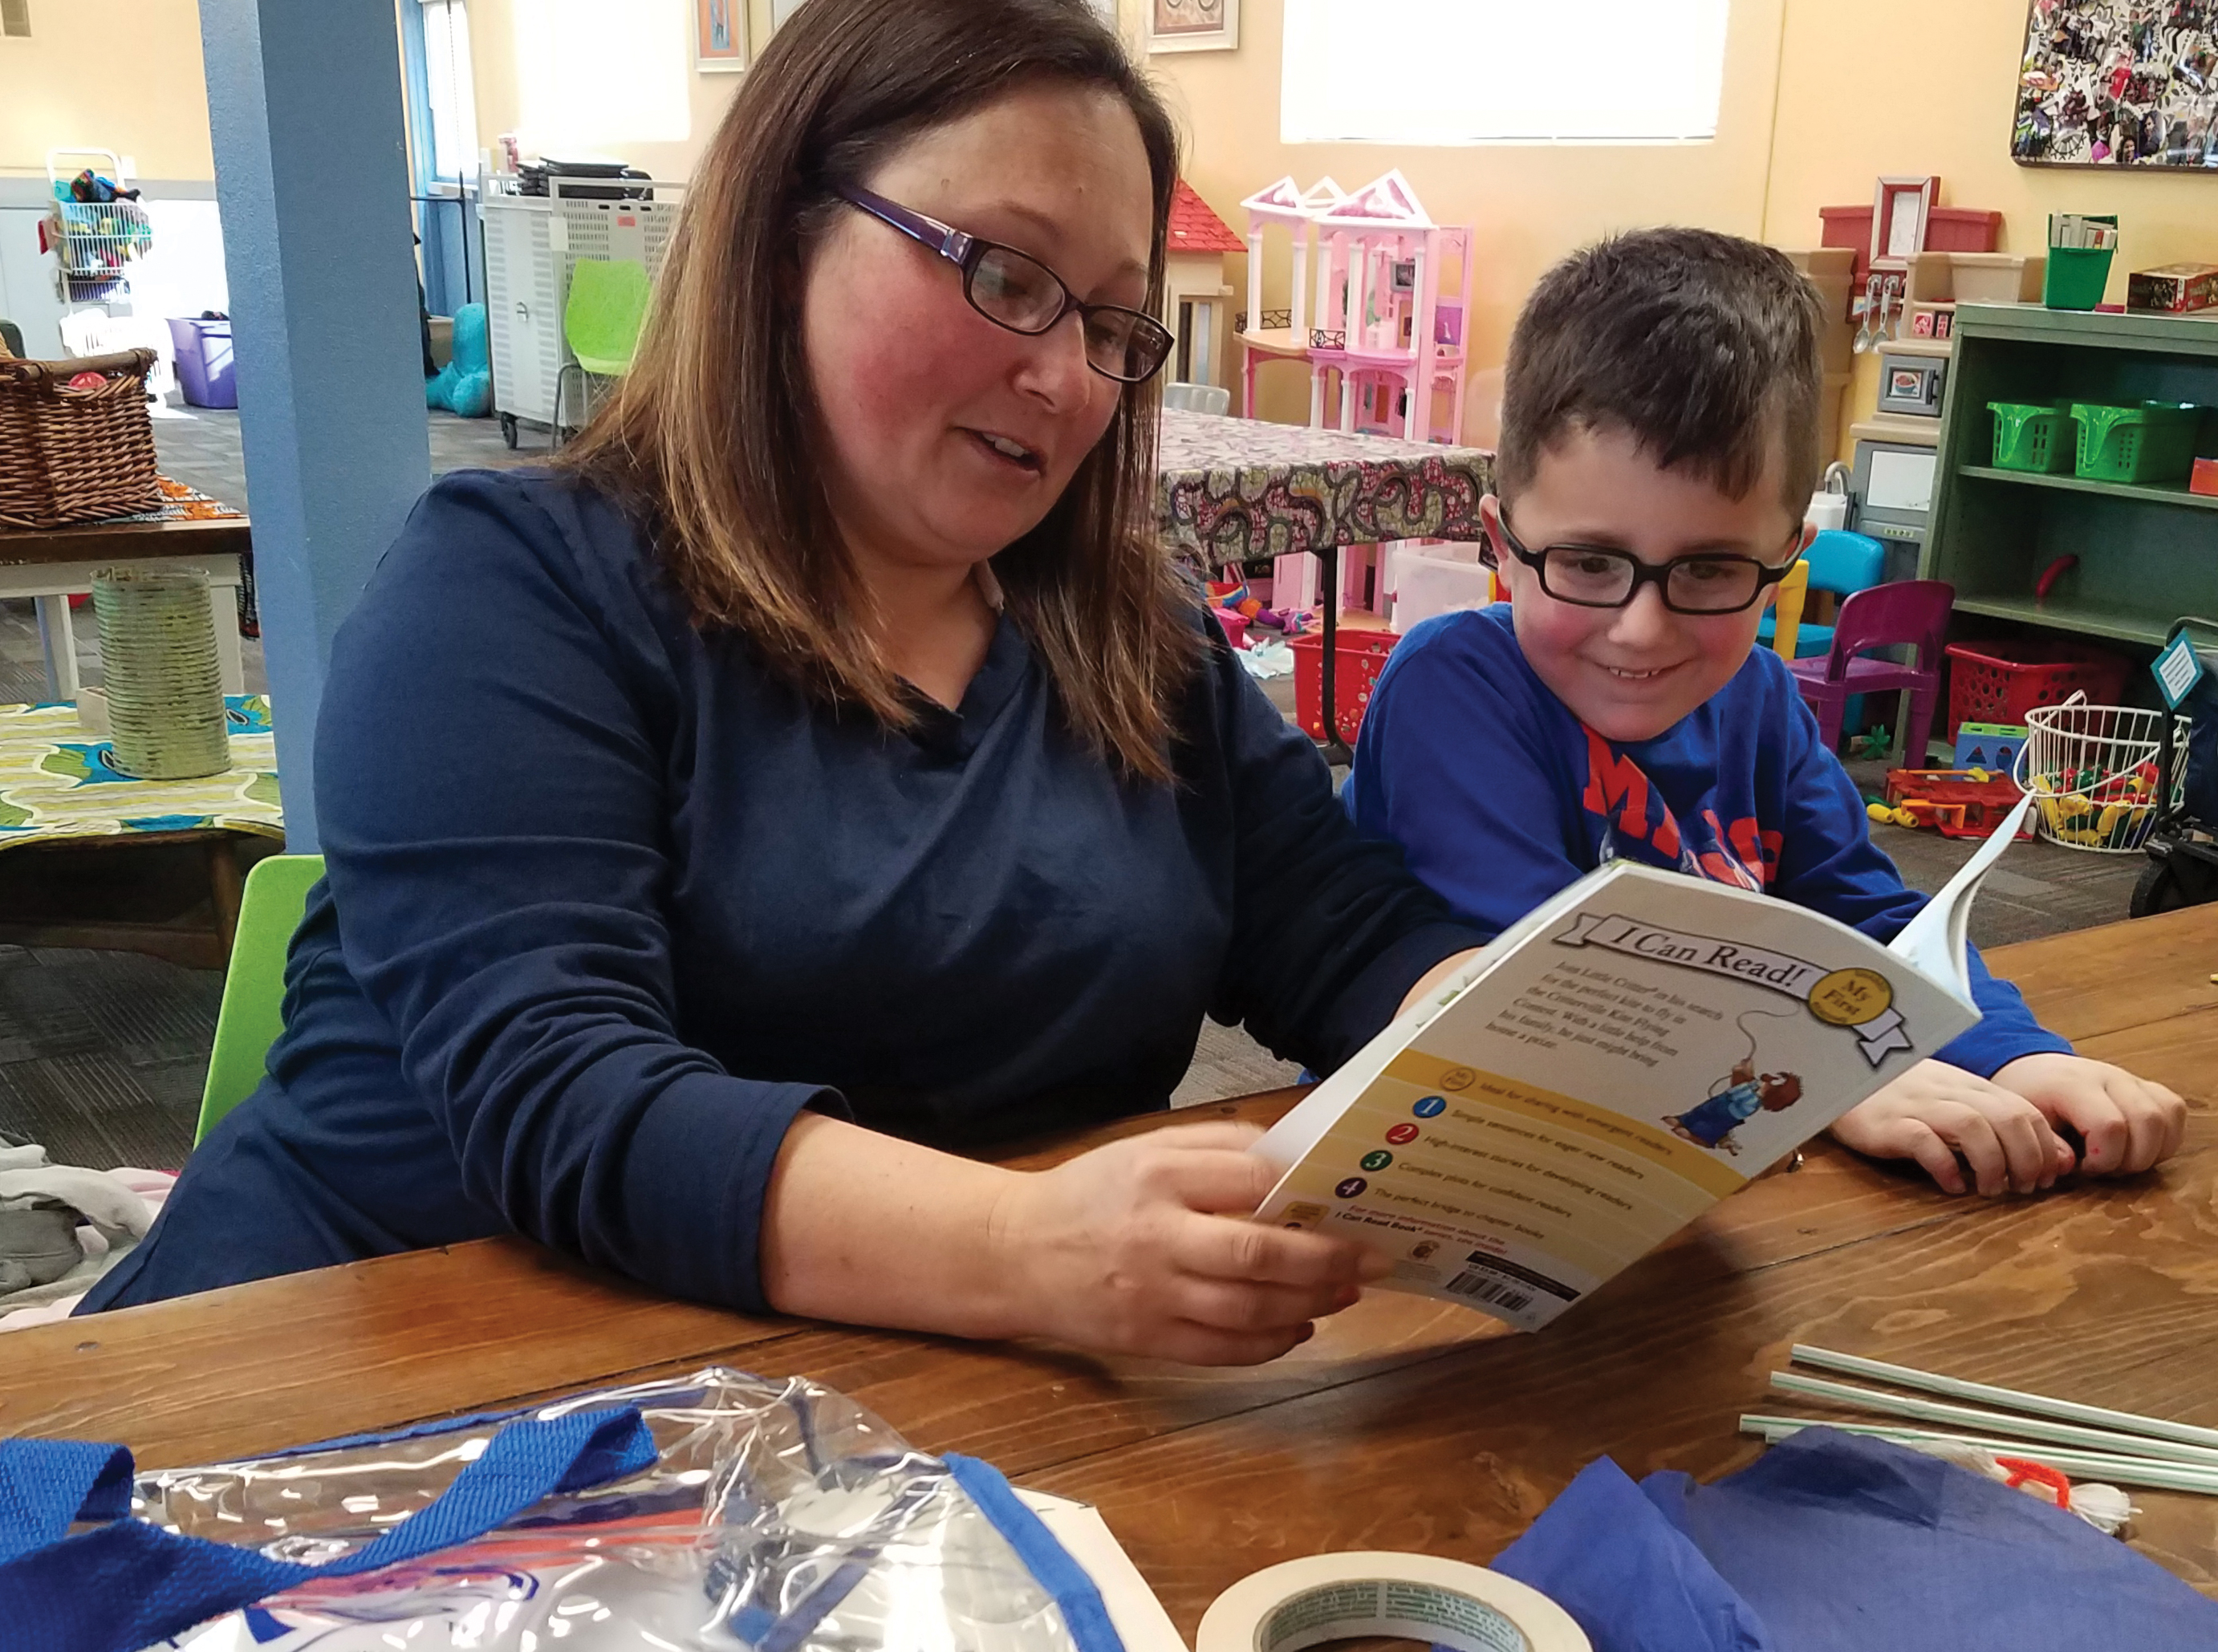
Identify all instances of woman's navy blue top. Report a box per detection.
[84,471,1477,1314]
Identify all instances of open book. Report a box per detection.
[1252,794,2034,1331]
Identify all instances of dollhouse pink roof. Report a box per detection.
[1318,168,1434,231]
[1168,181,1245,254]
[1239,175,1347,223]
[1241,176,1306,215]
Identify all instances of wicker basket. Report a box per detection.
[0,348,162,530]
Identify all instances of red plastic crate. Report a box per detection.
[1942,639,2131,740]
[1290,627,1400,745]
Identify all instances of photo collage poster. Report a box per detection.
[2013,0,2218,168]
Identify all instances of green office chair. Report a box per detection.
[551,258,651,447]
[195,853,325,1145]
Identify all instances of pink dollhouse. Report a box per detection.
[1308,169,1472,446]
[1235,175,1345,418]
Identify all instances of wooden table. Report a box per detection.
[0,513,252,701]
[2,906,2214,1636]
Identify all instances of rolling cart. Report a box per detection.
[478,165,683,449]
[41,148,154,306]
[2130,617,2218,918]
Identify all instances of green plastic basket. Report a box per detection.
[1989,401,2077,473]
[2070,401,2204,485]
[2044,246,2114,311]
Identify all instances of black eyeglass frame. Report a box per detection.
[835,185,1172,384]
[1489,507,1803,615]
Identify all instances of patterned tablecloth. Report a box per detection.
[1154,408,1495,569]
[0,696,282,848]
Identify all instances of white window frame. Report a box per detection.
[420,0,481,185]
[1281,0,1732,148]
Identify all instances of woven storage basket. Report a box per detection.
[0,348,161,530]
[91,566,231,780]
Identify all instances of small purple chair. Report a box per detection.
[1786,579,1954,759]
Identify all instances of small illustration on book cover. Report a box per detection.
[1664,1009,1805,1155]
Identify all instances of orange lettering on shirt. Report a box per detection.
[1582,729,1650,843]
[1729,818,1771,886]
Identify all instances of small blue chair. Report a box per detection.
[1758,530,1887,660]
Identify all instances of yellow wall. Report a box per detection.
[465,0,774,181]
[13,0,2212,362]
[0,0,213,180]
[1142,0,1791,423]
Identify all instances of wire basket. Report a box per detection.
[2013,696,2190,854]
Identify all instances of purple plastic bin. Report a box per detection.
[167,316,237,408]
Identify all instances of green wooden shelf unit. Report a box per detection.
[1925,305,2218,651]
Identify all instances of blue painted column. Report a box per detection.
[198,0,431,851]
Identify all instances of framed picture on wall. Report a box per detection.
[1148,0,1237,54]
[694,0,745,71]
[2010,0,2218,170]
[1871,175,1938,270]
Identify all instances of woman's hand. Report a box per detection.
[1988,1051,2187,1178]
[989,1121,1388,1365]
[1829,1058,2074,1195]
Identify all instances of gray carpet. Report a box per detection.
[0,408,2151,1169]
[0,944,220,1170]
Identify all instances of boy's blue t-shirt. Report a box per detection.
[1344,604,2070,1078]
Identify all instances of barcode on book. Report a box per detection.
[1444,1269,1533,1312]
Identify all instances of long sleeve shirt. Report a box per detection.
[83,470,1479,1315]
[1342,604,2071,1080]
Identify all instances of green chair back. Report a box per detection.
[196,853,325,1146]
[563,258,651,378]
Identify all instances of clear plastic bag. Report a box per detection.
[121,1368,1107,1651]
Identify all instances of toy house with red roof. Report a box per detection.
[1163,181,1245,391]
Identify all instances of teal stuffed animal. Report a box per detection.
[426,302,492,417]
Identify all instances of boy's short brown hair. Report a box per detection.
[1495,228,1826,518]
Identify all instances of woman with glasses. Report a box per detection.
[83,0,1486,1363]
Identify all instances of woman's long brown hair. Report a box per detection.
[560,0,1196,782]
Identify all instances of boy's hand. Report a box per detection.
[1829,1059,2073,1195]
[1988,1052,2187,1178]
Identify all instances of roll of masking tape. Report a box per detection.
[1196,1552,1589,1652]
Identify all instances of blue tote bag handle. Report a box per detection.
[0,1405,657,1652]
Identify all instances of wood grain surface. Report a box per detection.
[1,908,2213,1638]
[0,513,251,567]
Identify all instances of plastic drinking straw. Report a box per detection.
[1741,1416,2218,1496]
[1790,1345,2218,1451]
[1771,1372,2218,1468]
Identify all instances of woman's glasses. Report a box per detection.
[1495,509,1801,615]
[838,185,1172,384]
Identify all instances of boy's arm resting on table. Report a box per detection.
[1202,626,1482,1073]
[1764,681,2183,1188]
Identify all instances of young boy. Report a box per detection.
[1346,228,2184,1198]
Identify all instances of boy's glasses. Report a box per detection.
[1495,509,1801,615]
[837,185,1172,384]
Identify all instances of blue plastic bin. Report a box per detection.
[167,316,237,408]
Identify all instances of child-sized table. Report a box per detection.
[1156,408,1493,761]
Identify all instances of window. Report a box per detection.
[514,0,690,154]
[420,0,480,183]
[1281,0,1731,146]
